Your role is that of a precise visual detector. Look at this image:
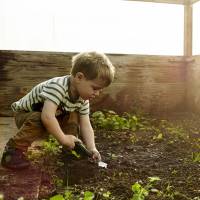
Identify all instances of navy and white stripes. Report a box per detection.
[11,75,89,115]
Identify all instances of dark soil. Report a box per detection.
[40,112,200,200]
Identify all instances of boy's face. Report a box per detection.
[75,73,105,100]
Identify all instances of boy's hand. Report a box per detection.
[61,134,82,150]
[90,149,101,162]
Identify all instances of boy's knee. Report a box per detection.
[20,112,43,130]
[26,112,42,124]
[15,111,42,129]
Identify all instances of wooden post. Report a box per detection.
[184,3,193,56]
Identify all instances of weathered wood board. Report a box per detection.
[0,50,187,116]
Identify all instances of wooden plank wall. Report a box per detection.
[0,50,187,116]
[187,55,200,112]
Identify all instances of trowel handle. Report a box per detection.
[74,141,93,157]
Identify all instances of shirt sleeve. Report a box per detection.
[39,82,65,106]
[79,100,90,115]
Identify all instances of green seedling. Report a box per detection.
[131,177,161,200]
[131,182,149,200]
[43,135,62,156]
[49,190,95,200]
[191,152,200,163]
[83,191,94,200]
[157,182,189,200]
[91,111,142,131]
[153,133,163,141]
[102,191,111,198]
[50,194,65,200]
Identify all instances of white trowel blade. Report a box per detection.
[98,161,107,168]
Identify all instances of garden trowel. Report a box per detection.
[74,141,107,168]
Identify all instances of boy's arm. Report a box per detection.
[80,114,101,161]
[41,99,81,149]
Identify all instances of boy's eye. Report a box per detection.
[93,87,99,90]
[93,87,102,91]
[92,85,103,92]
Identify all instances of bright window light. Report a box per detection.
[0,0,184,55]
[193,1,200,55]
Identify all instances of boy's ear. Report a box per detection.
[75,72,85,80]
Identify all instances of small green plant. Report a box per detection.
[91,111,143,131]
[50,194,65,200]
[191,152,200,163]
[43,135,62,156]
[102,191,111,198]
[130,134,138,144]
[157,182,191,200]
[153,133,163,141]
[131,182,148,200]
[163,123,187,141]
[131,177,161,200]
[83,191,95,200]
[157,183,176,200]
[49,190,95,200]
[95,188,112,199]
[49,191,75,200]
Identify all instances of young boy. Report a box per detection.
[1,51,115,170]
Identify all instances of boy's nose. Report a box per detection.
[95,90,102,96]
[94,90,100,96]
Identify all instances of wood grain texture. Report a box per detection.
[127,0,200,5]
[190,0,200,4]
[184,4,193,56]
[186,55,200,113]
[127,0,190,5]
[0,50,187,116]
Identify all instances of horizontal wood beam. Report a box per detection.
[190,0,200,4]
[127,0,190,5]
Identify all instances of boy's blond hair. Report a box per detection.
[71,52,115,87]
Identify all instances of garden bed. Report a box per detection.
[37,111,200,200]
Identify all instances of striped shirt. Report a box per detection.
[11,75,89,115]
